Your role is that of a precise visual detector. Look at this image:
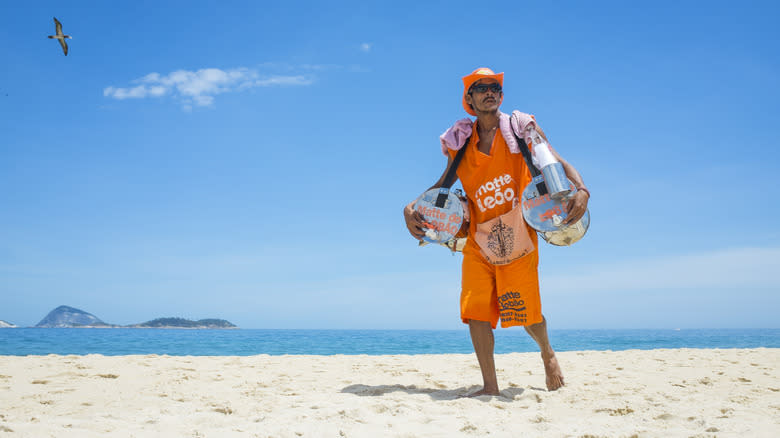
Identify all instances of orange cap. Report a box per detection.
[462,67,504,116]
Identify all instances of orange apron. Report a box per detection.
[449,123,542,328]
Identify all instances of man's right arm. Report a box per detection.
[403,154,457,240]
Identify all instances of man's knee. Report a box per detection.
[468,319,493,329]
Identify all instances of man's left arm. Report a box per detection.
[535,125,590,225]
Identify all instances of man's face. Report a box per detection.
[465,79,502,114]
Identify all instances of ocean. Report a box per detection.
[0,328,778,356]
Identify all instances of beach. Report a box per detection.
[0,348,777,437]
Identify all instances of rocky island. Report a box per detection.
[32,305,237,329]
[36,305,114,328]
[129,318,236,329]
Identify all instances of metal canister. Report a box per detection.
[521,175,590,246]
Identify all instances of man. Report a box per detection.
[403,67,590,396]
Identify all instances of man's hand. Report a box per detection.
[403,202,427,240]
[563,190,589,225]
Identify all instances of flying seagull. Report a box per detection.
[48,17,72,55]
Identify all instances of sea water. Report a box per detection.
[0,328,778,356]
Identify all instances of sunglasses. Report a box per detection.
[469,83,502,94]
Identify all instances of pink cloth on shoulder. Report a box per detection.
[439,111,537,155]
[439,118,473,155]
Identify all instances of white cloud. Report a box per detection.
[300,64,343,71]
[148,86,167,97]
[360,43,372,52]
[103,85,147,99]
[543,247,780,294]
[255,75,313,86]
[103,67,314,109]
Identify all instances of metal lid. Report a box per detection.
[413,188,466,244]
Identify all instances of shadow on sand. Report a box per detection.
[340,383,528,402]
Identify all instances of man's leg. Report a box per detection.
[466,319,500,396]
[524,315,564,390]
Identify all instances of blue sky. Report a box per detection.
[1,1,778,329]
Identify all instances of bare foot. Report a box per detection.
[460,387,500,398]
[542,352,565,391]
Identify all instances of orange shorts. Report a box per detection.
[460,241,542,329]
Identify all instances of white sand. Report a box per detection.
[0,349,778,437]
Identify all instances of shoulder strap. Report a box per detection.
[507,116,548,196]
[434,135,471,208]
[441,135,470,188]
[506,116,541,178]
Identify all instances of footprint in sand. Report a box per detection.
[460,423,479,433]
[595,407,634,416]
[718,408,733,418]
